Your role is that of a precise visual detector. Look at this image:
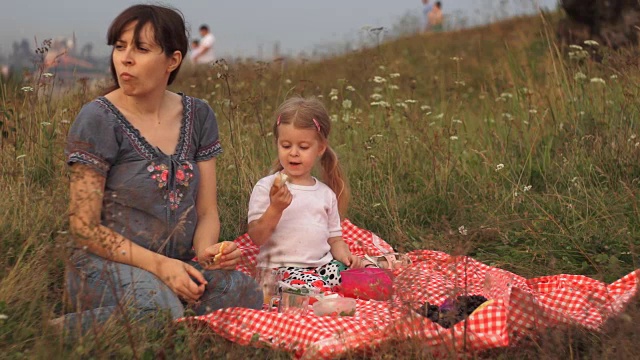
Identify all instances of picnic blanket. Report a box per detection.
[180,219,640,359]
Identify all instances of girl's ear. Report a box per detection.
[168,50,182,72]
[318,141,327,157]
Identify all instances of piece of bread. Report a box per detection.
[273,172,289,188]
[214,242,226,263]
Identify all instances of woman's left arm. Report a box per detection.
[193,158,240,270]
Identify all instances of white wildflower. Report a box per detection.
[346,85,355,92]
[610,74,618,80]
[450,136,458,141]
[16,154,26,160]
[395,102,408,109]
[342,99,352,109]
[529,109,538,114]
[330,95,338,101]
[40,122,51,126]
[458,226,468,236]
[574,72,587,81]
[0,314,7,320]
[329,88,339,97]
[451,56,462,61]
[330,114,338,122]
[404,99,416,104]
[371,101,390,108]
[370,93,383,101]
[373,76,387,83]
[285,79,292,84]
[584,40,599,47]
[500,92,513,99]
[569,44,583,50]
[389,85,399,90]
[420,105,431,111]
[523,185,532,192]
[452,119,463,124]
[434,113,444,119]
[42,72,54,78]
[495,163,504,171]
[21,86,34,92]
[428,122,436,126]
[389,73,400,78]
[590,77,606,85]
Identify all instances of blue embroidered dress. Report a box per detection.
[65,94,221,260]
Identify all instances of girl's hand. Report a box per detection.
[269,182,292,212]
[156,258,206,302]
[343,253,364,269]
[198,241,242,270]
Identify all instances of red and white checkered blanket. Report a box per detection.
[180,219,640,359]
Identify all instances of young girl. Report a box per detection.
[247,96,363,292]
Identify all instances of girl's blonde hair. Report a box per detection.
[271,96,350,217]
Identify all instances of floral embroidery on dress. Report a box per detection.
[147,161,195,210]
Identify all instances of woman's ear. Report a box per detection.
[168,50,183,72]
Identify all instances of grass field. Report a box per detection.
[1,11,639,359]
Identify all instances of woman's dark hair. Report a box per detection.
[106,4,188,88]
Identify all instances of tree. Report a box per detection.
[558,0,640,49]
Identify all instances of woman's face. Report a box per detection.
[111,21,181,96]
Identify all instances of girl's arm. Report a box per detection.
[247,184,291,246]
[192,158,241,269]
[328,236,363,269]
[69,164,206,302]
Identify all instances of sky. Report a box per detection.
[0,0,558,59]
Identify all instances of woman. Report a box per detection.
[61,4,262,334]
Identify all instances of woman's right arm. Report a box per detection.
[69,164,206,301]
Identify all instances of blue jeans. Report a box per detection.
[62,252,262,335]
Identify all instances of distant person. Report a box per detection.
[192,24,216,65]
[189,39,202,63]
[427,2,444,32]
[421,0,434,33]
[59,4,261,335]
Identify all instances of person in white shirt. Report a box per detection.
[192,24,216,64]
[247,96,365,292]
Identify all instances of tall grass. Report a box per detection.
[1,12,639,358]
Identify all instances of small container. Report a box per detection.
[339,268,394,301]
[254,267,281,308]
[313,297,357,317]
[270,290,310,316]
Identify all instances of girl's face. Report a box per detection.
[112,21,181,96]
[277,123,326,185]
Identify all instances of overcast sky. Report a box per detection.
[1,0,557,58]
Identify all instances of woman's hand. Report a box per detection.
[156,258,206,302]
[198,241,242,270]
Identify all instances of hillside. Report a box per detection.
[1,12,639,359]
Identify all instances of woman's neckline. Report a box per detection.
[99,93,188,158]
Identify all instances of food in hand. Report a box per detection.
[273,172,289,188]
[214,242,226,263]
